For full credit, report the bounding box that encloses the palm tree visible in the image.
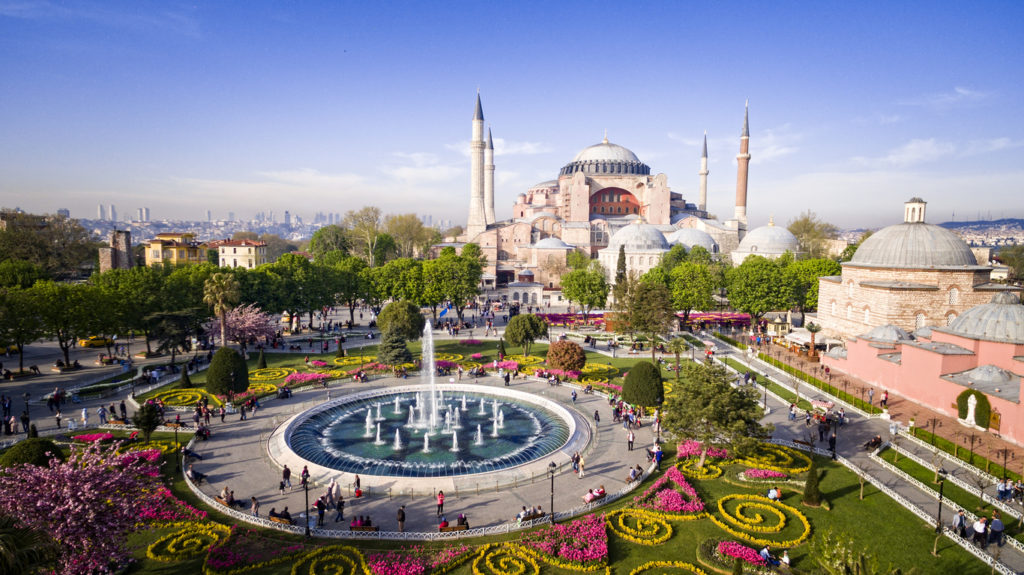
[0,516,58,574]
[666,337,689,382]
[806,322,822,358]
[203,272,241,348]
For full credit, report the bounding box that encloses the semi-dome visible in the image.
[607,220,671,252]
[862,324,914,343]
[560,138,651,177]
[731,219,801,264]
[532,237,574,250]
[667,228,719,254]
[946,291,1024,343]
[848,223,978,269]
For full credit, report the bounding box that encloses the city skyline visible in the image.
[1,1,1021,229]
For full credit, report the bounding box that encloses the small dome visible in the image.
[607,220,671,252]
[959,364,1018,386]
[862,324,914,343]
[731,220,801,264]
[849,223,978,269]
[532,237,574,250]
[529,180,559,190]
[947,291,1024,343]
[667,228,719,253]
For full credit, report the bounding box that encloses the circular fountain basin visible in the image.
[268,383,584,492]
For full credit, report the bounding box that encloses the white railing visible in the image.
[897,429,1018,492]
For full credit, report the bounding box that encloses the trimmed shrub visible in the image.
[0,438,64,468]
[622,361,664,407]
[378,331,413,366]
[802,457,823,506]
[205,347,250,397]
[256,349,267,369]
[546,340,586,372]
[132,403,163,443]
[377,301,425,341]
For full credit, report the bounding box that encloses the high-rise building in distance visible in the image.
[98,204,106,221]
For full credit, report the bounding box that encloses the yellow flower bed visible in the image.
[518,366,538,376]
[663,382,674,396]
[248,367,295,382]
[246,382,278,395]
[123,440,179,455]
[460,361,481,370]
[511,544,607,573]
[581,363,618,376]
[432,353,464,362]
[735,444,812,474]
[580,375,610,385]
[473,543,540,575]
[606,509,673,546]
[150,389,222,407]
[147,522,230,562]
[675,459,723,480]
[507,355,544,365]
[290,544,367,575]
[629,561,708,575]
[709,494,812,548]
[333,355,378,366]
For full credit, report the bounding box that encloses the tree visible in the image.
[0,288,46,372]
[560,264,609,323]
[505,314,547,356]
[0,212,94,280]
[670,262,716,328]
[232,232,296,262]
[566,250,591,271]
[546,340,586,372]
[639,266,671,288]
[256,349,267,369]
[727,256,792,324]
[613,245,627,302]
[0,441,171,575]
[666,337,688,382]
[802,456,823,506]
[996,245,1024,280]
[205,347,249,397]
[344,206,385,267]
[0,260,46,289]
[0,438,64,468]
[146,309,200,366]
[28,281,98,366]
[203,272,241,347]
[385,213,432,258]
[377,300,426,341]
[432,246,483,321]
[622,361,664,407]
[91,266,172,354]
[806,322,822,357]
[333,256,368,325]
[372,232,399,265]
[658,244,689,275]
[838,230,872,262]
[660,361,771,468]
[786,258,842,313]
[206,304,276,354]
[628,281,675,362]
[376,258,424,303]
[378,331,414,366]
[788,210,839,259]
[308,225,350,260]
[0,515,59,574]
[131,403,162,443]
[497,337,507,358]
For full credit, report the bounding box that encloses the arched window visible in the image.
[915,314,926,329]
[512,292,520,302]
[946,313,956,326]
[949,288,960,305]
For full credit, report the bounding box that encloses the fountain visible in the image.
[393,396,402,415]
[453,407,461,428]
[422,434,431,453]
[364,409,374,437]
[497,409,505,429]
[374,423,384,445]
[394,429,403,450]
[491,419,498,438]
[407,406,415,427]
[450,431,459,452]
[475,424,483,446]
[461,395,468,411]
[375,403,383,421]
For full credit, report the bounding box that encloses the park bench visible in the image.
[521,512,545,522]
[269,516,294,525]
[439,525,468,532]
[214,497,230,507]
[349,525,379,532]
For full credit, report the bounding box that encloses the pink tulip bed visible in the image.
[676,440,729,460]
[366,544,472,575]
[534,368,582,380]
[459,339,483,345]
[284,372,331,385]
[205,526,309,572]
[519,513,608,566]
[743,468,789,480]
[633,467,705,514]
[309,360,330,367]
[73,433,114,443]
[470,353,483,360]
[716,540,768,567]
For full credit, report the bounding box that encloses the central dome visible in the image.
[849,223,978,269]
[572,140,641,163]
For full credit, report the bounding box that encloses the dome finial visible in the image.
[603,129,608,144]
[768,215,775,226]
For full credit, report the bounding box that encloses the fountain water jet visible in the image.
[422,434,431,453]
[475,424,483,446]
[393,429,403,450]
[364,409,374,437]
[450,431,459,452]
[374,422,384,445]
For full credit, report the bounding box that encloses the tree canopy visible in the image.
[786,258,842,312]
[560,263,609,322]
[727,256,792,322]
[669,262,716,327]
[622,361,664,407]
[504,314,547,356]
[377,300,425,341]
[787,210,839,259]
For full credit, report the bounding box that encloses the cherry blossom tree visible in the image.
[206,303,277,354]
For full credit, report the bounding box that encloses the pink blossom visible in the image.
[73,432,114,443]
[676,439,728,459]
[310,360,329,367]
[717,541,767,566]
[284,372,331,385]
[744,468,789,479]
[633,467,705,514]
[459,339,482,345]
[470,353,483,360]
[520,514,608,564]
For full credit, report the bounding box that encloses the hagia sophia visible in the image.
[454,94,801,303]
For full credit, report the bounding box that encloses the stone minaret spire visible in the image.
[698,131,709,212]
[467,93,487,238]
[734,101,750,224]
[484,128,495,224]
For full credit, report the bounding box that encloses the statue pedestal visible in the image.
[957,418,985,431]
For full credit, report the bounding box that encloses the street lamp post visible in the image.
[304,478,311,537]
[935,469,948,533]
[548,461,557,525]
[174,425,180,471]
[22,392,30,433]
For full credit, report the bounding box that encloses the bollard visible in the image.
[476,483,479,495]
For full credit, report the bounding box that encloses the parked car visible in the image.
[78,336,113,348]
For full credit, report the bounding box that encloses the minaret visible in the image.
[484,128,495,224]
[734,101,750,225]
[698,131,709,212]
[466,93,487,238]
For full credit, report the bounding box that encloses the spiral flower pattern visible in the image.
[290,545,366,575]
[150,389,220,407]
[431,353,464,362]
[709,494,812,547]
[248,367,296,381]
[147,523,229,562]
[606,510,673,546]
[581,363,618,375]
[735,444,812,474]
[507,355,544,365]
[333,355,378,366]
[246,382,278,395]
[472,545,540,575]
[675,459,723,480]
[629,561,708,575]
[580,375,610,384]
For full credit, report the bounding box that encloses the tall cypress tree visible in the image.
[802,456,823,506]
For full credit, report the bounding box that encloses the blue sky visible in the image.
[1,1,1021,229]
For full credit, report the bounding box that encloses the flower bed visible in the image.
[676,459,723,480]
[459,339,483,345]
[205,527,309,574]
[309,360,330,367]
[716,541,767,567]
[249,367,295,382]
[629,561,708,575]
[605,509,673,545]
[518,514,607,567]
[633,467,705,515]
[676,440,729,460]
[146,522,231,562]
[742,468,789,480]
[707,494,811,548]
[74,432,114,443]
[283,372,331,385]
[149,389,223,407]
[470,353,483,360]
[735,444,812,475]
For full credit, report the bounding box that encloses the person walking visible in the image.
[301,465,310,488]
[219,405,226,423]
[593,410,600,423]
[315,497,326,527]
[828,432,837,456]
[81,407,88,427]
[119,400,127,421]
[282,465,292,490]
[627,430,635,451]
[55,410,62,430]
[334,496,345,523]
[952,509,968,538]
[578,456,586,478]
[880,390,888,408]
[97,406,107,425]
[436,490,445,516]
[397,505,406,532]
[868,388,875,406]
[250,496,260,517]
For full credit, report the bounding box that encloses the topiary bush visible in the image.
[132,403,163,443]
[256,349,267,369]
[622,361,664,407]
[378,331,413,366]
[180,368,193,388]
[802,456,823,506]
[956,389,991,429]
[377,301,425,341]
[546,340,586,372]
[205,347,250,397]
[0,438,64,468]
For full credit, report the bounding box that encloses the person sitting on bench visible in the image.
[767,486,780,501]
[186,464,206,485]
[457,513,469,528]
[279,507,293,523]
[181,446,203,461]
[268,507,279,519]
[863,435,882,450]
[438,515,449,529]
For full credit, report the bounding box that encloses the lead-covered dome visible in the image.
[532,237,574,250]
[946,291,1024,343]
[560,138,651,177]
[731,220,801,264]
[607,220,671,252]
[862,324,914,343]
[667,228,719,254]
[849,223,978,269]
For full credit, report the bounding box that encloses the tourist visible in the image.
[767,486,780,501]
[780,550,790,567]
[868,388,875,405]
[280,507,293,524]
[594,410,600,423]
[759,545,780,567]
[282,465,292,490]
[55,410,61,429]
[436,490,445,516]
[627,429,635,451]
[81,407,88,427]
[972,517,988,548]
[989,511,1005,547]
[578,455,586,478]
[457,513,469,528]
[301,465,310,488]
[350,517,360,528]
[268,507,279,519]
[627,466,638,483]
[334,496,345,523]
[583,488,596,503]
[397,505,406,532]
[186,464,206,485]
[438,515,449,529]
[952,510,968,538]
[516,506,528,522]
[315,497,327,527]
[250,496,259,517]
